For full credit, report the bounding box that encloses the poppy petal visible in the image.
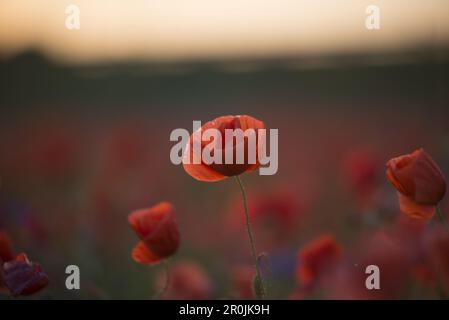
[386,154,415,197]
[128,202,173,237]
[182,138,227,182]
[183,162,228,182]
[413,150,446,204]
[0,232,14,263]
[297,235,342,287]
[145,213,180,258]
[398,193,435,219]
[131,241,161,265]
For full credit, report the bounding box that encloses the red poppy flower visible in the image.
[128,202,180,265]
[0,232,14,290]
[342,149,379,207]
[3,253,49,297]
[226,187,301,249]
[0,232,14,263]
[386,148,446,219]
[425,227,449,292]
[329,231,413,299]
[156,261,211,300]
[296,234,342,287]
[183,115,265,182]
[229,189,299,228]
[231,266,255,299]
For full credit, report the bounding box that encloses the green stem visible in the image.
[436,206,445,224]
[154,260,170,299]
[235,175,266,299]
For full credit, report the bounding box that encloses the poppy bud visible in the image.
[128,202,180,264]
[386,148,446,219]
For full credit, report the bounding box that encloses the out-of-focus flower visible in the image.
[329,231,413,299]
[342,149,380,207]
[0,231,15,290]
[411,264,436,289]
[3,253,49,297]
[19,213,49,246]
[424,227,449,293]
[156,261,212,300]
[229,189,299,230]
[386,148,446,219]
[98,123,152,173]
[296,234,342,288]
[183,115,265,181]
[230,266,255,299]
[226,188,302,248]
[0,231,14,263]
[1,123,81,180]
[128,202,180,265]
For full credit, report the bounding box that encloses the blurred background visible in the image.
[1,0,449,299]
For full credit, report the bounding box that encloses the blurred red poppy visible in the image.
[3,253,49,297]
[183,115,265,182]
[386,148,446,219]
[0,232,15,290]
[156,261,212,299]
[342,149,380,207]
[128,202,180,264]
[231,266,255,299]
[329,231,413,299]
[3,123,81,180]
[296,234,342,287]
[425,227,449,293]
[226,188,302,249]
[229,189,299,229]
[0,232,14,263]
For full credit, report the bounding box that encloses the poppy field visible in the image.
[1,54,448,300]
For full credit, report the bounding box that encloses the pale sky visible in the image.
[0,0,448,63]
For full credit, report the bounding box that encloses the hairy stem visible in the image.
[235,175,266,299]
[154,259,170,299]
